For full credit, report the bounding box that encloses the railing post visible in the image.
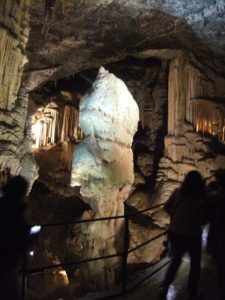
[122,214,129,293]
[21,251,27,300]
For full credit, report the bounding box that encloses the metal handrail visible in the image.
[129,202,166,216]
[28,202,166,228]
[24,231,167,275]
[128,231,166,254]
[26,252,124,274]
[22,201,167,299]
[35,214,125,227]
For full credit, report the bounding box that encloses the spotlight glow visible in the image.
[31,122,42,148]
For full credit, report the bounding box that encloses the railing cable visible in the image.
[21,201,167,299]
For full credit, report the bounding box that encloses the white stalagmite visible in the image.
[79,67,138,147]
[71,66,139,289]
[71,66,139,194]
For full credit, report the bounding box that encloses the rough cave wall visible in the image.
[0,0,37,189]
[26,0,225,91]
[128,60,168,182]
[120,61,169,265]
[156,51,225,203]
[106,58,169,185]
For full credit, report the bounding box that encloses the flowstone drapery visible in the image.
[0,0,38,190]
[156,51,225,204]
[71,67,139,289]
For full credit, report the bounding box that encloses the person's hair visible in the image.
[180,170,205,195]
[3,175,28,201]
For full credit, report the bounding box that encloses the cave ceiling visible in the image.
[25,0,225,104]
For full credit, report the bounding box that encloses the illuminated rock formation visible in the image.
[156,51,225,204]
[0,0,29,110]
[71,66,139,289]
[61,105,80,143]
[31,101,59,148]
[0,1,38,189]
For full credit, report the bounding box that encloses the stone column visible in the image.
[166,51,188,162]
[168,51,188,136]
[71,67,139,290]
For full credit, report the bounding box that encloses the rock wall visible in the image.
[0,0,37,190]
[0,0,29,110]
[124,60,168,151]
[107,58,168,184]
[130,61,168,181]
[156,51,225,203]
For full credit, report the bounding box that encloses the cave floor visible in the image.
[114,253,220,300]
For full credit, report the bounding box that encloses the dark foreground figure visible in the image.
[160,170,206,300]
[0,175,31,300]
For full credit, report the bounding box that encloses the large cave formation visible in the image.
[1,1,225,299]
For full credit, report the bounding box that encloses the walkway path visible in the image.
[116,253,220,300]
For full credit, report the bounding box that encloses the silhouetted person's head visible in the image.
[181,170,205,195]
[3,175,28,203]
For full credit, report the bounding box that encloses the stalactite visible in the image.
[31,101,59,148]
[31,102,82,151]
[0,0,29,110]
[187,99,225,139]
[60,105,81,142]
[0,0,34,186]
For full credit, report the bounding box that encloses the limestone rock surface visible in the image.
[0,1,38,188]
[26,0,225,90]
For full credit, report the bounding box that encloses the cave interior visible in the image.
[1,1,225,299]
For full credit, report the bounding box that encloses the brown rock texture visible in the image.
[25,0,225,90]
[0,0,29,109]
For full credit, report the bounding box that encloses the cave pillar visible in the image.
[168,51,187,136]
[71,67,139,290]
[166,51,188,162]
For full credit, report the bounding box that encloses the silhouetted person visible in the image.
[0,175,30,300]
[160,170,206,300]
